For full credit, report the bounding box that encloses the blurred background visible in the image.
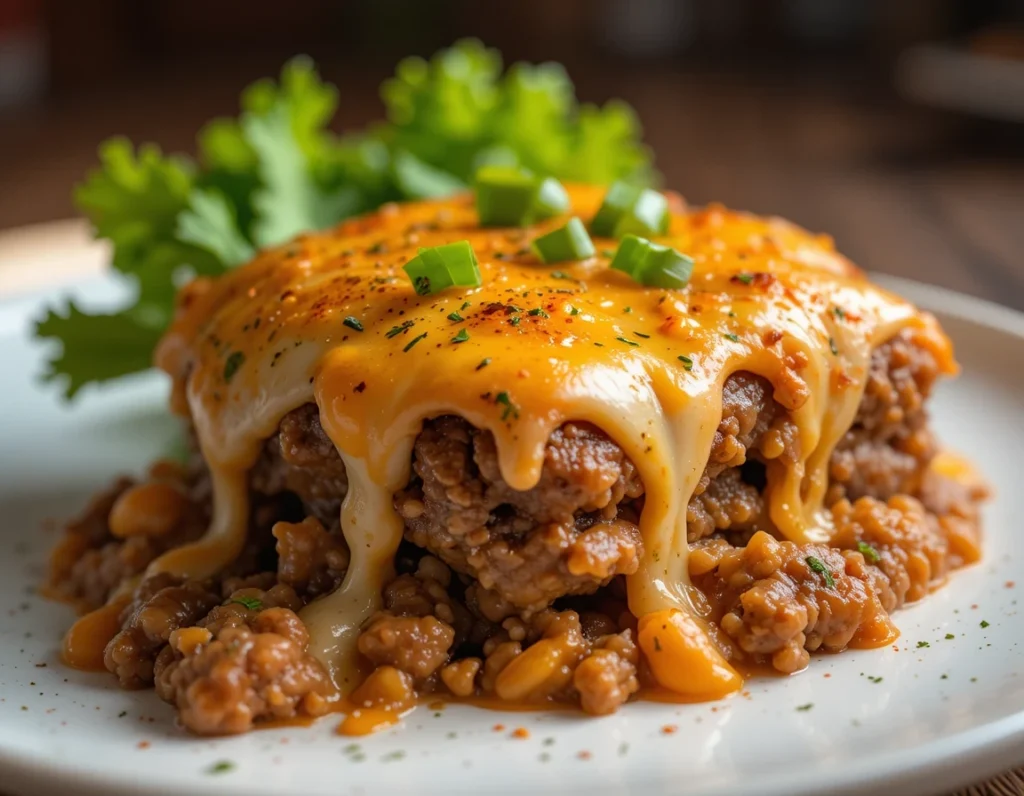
[0,0,1022,306]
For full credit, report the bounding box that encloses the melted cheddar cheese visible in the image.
[150,184,956,696]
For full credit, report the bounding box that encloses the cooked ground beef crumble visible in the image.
[45,328,984,735]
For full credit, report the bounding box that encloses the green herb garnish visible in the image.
[735,272,754,285]
[207,761,235,775]
[229,595,264,611]
[495,391,519,421]
[678,355,694,370]
[945,633,955,639]
[476,358,491,370]
[403,332,427,352]
[343,316,364,332]
[857,541,881,563]
[386,320,414,338]
[447,311,464,322]
[633,331,650,339]
[615,336,639,347]
[981,620,990,628]
[830,337,839,355]
[805,556,836,589]
[834,306,846,320]
[451,328,470,343]
[724,333,740,343]
[223,351,245,382]
[528,308,549,318]
[796,704,813,711]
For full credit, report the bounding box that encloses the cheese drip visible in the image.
[151,186,956,695]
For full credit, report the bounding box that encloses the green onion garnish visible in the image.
[610,235,694,289]
[476,358,491,370]
[460,301,471,310]
[591,181,670,239]
[633,331,650,339]
[475,166,569,227]
[724,333,740,342]
[530,217,595,264]
[833,306,846,320]
[403,241,481,296]
[568,306,580,316]
[229,596,263,611]
[829,337,839,355]
[735,273,754,285]
[451,328,470,343]
[678,355,693,370]
[615,336,639,347]
[528,308,548,318]
[805,556,836,589]
[343,316,364,332]
[447,311,464,322]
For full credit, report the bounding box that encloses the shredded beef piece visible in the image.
[104,574,220,688]
[250,404,348,527]
[155,606,333,735]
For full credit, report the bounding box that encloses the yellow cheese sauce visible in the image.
[149,184,956,698]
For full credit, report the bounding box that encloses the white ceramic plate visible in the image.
[2,272,1024,796]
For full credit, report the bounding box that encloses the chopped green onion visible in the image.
[735,272,754,285]
[550,270,577,281]
[451,328,470,343]
[447,311,464,322]
[678,355,693,371]
[403,241,481,296]
[475,166,569,227]
[528,308,548,318]
[591,181,670,239]
[633,331,650,339]
[829,337,839,355]
[833,306,846,320]
[568,305,580,316]
[510,315,521,326]
[461,301,472,310]
[476,357,491,370]
[724,333,740,342]
[805,556,836,589]
[530,217,595,264]
[343,316,364,332]
[615,336,639,347]
[857,541,880,563]
[610,235,694,289]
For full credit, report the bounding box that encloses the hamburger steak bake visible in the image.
[45,177,986,736]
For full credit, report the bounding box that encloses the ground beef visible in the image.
[250,404,348,528]
[358,614,455,680]
[691,489,967,674]
[46,472,208,611]
[104,574,221,688]
[273,517,349,598]
[154,606,334,735]
[827,330,941,503]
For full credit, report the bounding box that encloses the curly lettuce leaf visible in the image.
[177,188,255,267]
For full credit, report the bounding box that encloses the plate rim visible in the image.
[2,274,1024,796]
